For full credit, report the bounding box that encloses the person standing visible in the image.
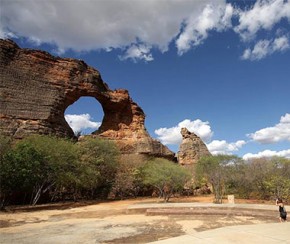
[276,198,287,222]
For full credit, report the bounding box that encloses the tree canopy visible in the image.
[196,155,290,203]
[142,158,191,202]
[1,134,289,208]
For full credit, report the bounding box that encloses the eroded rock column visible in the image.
[177,127,211,165]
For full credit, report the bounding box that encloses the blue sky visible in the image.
[1,0,289,159]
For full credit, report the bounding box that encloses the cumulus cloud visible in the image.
[206,140,246,155]
[65,114,101,134]
[0,0,225,61]
[243,149,290,160]
[119,44,153,62]
[176,3,233,55]
[242,35,290,60]
[154,118,247,155]
[248,113,290,144]
[154,119,213,145]
[1,0,290,61]
[235,0,290,41]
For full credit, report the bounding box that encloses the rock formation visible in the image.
[0,39,174,160]
[177,128,211,165]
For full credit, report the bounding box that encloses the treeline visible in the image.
[1,135,289,209]
[0,135,190,208]
[195,155,290,203]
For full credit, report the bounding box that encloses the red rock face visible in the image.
[0,39,174,160]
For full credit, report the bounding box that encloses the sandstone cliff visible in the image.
[177,128,211,165]
[0,39,174,160]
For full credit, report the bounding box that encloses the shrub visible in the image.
[77,137,119,198]
[110,154,147,199]
[142,158,191,202]
[0,135,80,206]
[195,155,242,204]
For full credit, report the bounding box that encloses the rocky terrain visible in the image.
[0,39,212,163]
[0,39,174,159]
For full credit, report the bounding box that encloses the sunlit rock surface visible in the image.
[0,39,174,160]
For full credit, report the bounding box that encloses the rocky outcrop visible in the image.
[177,128,211,165]
[0,39,174,159]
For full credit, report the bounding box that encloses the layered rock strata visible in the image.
[0,39,174,159]
[177,128,211,165]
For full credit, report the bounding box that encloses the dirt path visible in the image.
[0,196,277,243]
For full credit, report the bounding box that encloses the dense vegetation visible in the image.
[142,158,192,202]
[0,135,119,208]
[195,155,290,203]
[1,134,289,209]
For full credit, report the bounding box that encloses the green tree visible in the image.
[263,157,290,201]
[1,135,125,206]
[0,134,12,208]
[142,158,191,202]
[110,154,147,199]
[21,135,80,204]
[0,134,12,159]
[221,157,250,198]
[246,158,274,199]
[222,157,290,201]
[77,137,119,198]
[1,143,46,207]
[196,155,241,204]
[0,135,80,206]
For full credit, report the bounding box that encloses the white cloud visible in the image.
[154,119,247,156]
[176,3,233,55]
[243,149,290,160]
[206,140,246,155]
[65,114,101,134]
[242,35,290,60]
[248,113,290,144]
[0,0,226,61]
[0,23,16,39]
[154,119,213,145]
[273,35,290,51]
[1,0,289,61]
[119,44,153,62]
[242,39,270,60]
[235,0,290,41]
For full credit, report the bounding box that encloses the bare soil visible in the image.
[0,195,277,243]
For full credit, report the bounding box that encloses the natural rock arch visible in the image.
[65,96,104,135]
[0,39,174,159]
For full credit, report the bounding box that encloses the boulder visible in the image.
[0,39,174,160]
[177,127,211,165]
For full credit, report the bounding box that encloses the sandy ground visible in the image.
[0,196,277,243]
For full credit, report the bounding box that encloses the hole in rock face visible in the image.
[64,97,104,136]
